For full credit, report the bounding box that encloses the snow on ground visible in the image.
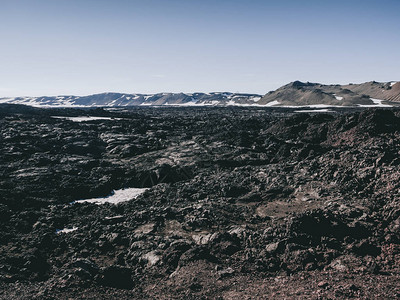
[140,99,266,107]
[164,101,199,106]
[0,98,13,104]
[168,101,222,106]
[0,96,86,108]
[144,95,153,101]
[74,188,148,205]
[391,82,398,87]
[105,215,124,220]
[51,116,121,122]
[56,227,78,234]
[225,100,267,107]
[357,99,392,108]
[0,97,44,107]
[280,101,394,108]
[277,104,337,108]
[222,93,232,98]
[333,94,344,100]
[142,251,161,266]
[108,99,119,106]
[309,104,336,108]
[294,109,333,113]
[265,100,280,107]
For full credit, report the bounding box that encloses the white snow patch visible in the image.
[357,98,392,108]
[74,188,148,205]
[294,109,333,113]
[142,251,161,266]
[105,215,124,220]
[391,81,398,86]
[280,104,339,108]
[222,93,233,98]
[307,104,335,108]
[51,116,120,122]
[225,100,271,107]
[251,96,261,102]
[333,94,343,101]
[265,100,280,107]
[56,227,78,234]
[164,101,199,106]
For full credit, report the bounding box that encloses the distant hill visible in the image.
[1,81,399,107]
[259,81,399,107]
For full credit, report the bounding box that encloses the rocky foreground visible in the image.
[1,105,400,299]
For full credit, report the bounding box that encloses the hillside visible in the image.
[260,81,399,107]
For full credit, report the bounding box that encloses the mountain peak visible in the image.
[287,81,317,88]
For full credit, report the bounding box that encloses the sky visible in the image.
[0,0,399,97]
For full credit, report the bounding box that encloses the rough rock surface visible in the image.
[1,105,400,299]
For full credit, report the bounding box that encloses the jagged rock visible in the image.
[217,267,235,279]
[1,106,400,298]
[266,242,283,254]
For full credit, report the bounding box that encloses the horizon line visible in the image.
[1,79,398,98]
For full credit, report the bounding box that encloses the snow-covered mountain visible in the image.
[0,92,262,107]
[1,81,399,108]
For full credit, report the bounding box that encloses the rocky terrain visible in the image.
[1,81,399,108]
[1,104,400,299]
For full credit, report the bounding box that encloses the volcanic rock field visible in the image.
[1,105,400,299]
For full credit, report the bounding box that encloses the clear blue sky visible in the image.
[0,0,399,97]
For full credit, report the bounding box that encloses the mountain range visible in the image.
[0,81,399,108]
